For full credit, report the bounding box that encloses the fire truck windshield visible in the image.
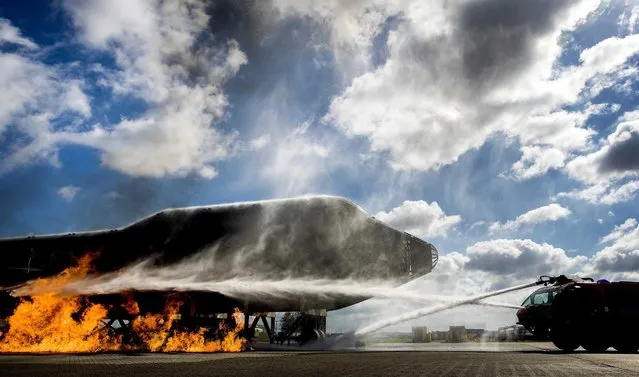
[521,288,558,307]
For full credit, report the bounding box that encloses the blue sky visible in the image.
[1,0,639,331]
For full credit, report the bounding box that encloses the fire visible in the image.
[162,309,245,352]
[0,254,246,353]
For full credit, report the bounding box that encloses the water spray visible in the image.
[354,279,543,336]
[11,273,523,312]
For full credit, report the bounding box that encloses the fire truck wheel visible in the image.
[551,326,579,352]
[552,336,580,352]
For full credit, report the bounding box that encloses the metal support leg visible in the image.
[243,305,253,340]
[261,316,275,344]
[250,315,260,330]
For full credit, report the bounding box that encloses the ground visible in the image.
[2,342,639,376]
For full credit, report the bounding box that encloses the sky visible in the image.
[1,0,639,333]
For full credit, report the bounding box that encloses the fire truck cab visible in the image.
[516,284,559,339]
[516,275,639,353]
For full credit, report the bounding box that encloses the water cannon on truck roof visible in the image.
[517,274,639,353]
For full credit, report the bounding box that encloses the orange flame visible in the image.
[0,254,246,353]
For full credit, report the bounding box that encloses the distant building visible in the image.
[466,328,485,341]
[431,331,448,341]
[449,326,467,343]
[412,326,431,343]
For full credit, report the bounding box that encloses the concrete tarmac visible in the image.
[3,342,639,376]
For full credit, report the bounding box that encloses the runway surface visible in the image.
[3,342,639,376]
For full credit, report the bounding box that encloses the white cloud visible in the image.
[1,1,247,180]
[505,146,566,180]
[59,0,247,179]
[374,200,462,239]
[273,0,639,206]
[466,239,587,278]
[0,20,73,171]
[590,218,639,274]
[469,221,487,231]
[600,180,639,204]
[619,4,639,34]
[565,109,639,184]
[558,180,639,206]
[318,0,639,177]
[0,18,38,49]
[600,218,638,244]
[57,185,81,201]
[0,53,92,171]
[0,54,51,136]
[489,203,572,233]
[248,135,271,151]
[558,109,639,204]
[63,80,92,118]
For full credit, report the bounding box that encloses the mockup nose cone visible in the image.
[404,233,438,278]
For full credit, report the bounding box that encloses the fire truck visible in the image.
[516,275,639,352]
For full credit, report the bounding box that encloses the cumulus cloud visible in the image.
[60,0,246,179]
[315,0,639,178]
[600,180,639,204]
[272,0,639,209]
[466,239,587,278]
[0,51,93,170]
[556,180,639,205]
[489,203,572,233]
[1,1,247,179]
[374,200,462,238]
[566,110,639,183]
[590,218,639,273]
[600,218,638,244]
[57,185,81,201]
[559,110,639,204]
[505,146,566,181]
